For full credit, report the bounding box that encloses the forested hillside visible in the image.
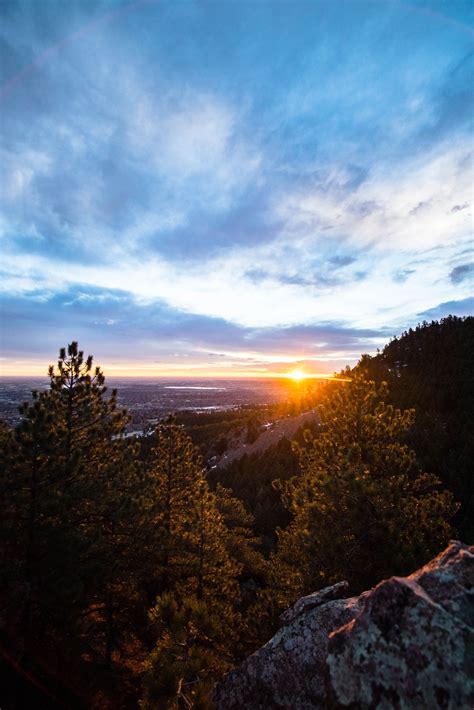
[0,318,471,708]
[355,315,474,539]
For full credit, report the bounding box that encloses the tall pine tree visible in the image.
[0,343,144,686]
[141,420,251,708]
[273,372,457,600]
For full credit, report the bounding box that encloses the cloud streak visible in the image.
[0,284,388,375]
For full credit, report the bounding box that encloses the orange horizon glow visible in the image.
[0,361,343,380]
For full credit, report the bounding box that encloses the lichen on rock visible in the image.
[214,541,474,710]
[326,540,474,709]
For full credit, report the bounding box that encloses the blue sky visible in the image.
[1,0,473,375]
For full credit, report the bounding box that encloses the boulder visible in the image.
[279,581,349,625]
[214,595,363,709]
[214,541,473,709]
[327,540,474,709]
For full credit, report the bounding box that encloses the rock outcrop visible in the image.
[214,541,474,709]
[278,581,349,625]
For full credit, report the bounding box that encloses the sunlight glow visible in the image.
[288,368,307,382]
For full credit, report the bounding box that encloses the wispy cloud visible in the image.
[450,263,474,284]
[276,143,472,252]
[417,297,474,320]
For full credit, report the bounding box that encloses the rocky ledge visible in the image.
[214,541,473,709]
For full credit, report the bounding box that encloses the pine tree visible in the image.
[273,371,457,599]
[142,419,247,613]
[141,422,249,707]
[191,481,242,607]
[141,593,230,709]
[0,343,142,675]
[214,483,267,588]
[142,417,205,599]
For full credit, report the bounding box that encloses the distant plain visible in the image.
[0,377,298,430]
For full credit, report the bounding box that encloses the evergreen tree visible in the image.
[143,417,205,598]
[141,422,250,707]
[190,481,242,609]
[0,343,142,682]
[273,372,457,600]
[214,483,268,591]
[146,420,246,600]
[141,593,230,709]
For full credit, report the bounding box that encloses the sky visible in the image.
[0,0,473,377]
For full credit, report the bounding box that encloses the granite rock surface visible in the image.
[214,541,473,709]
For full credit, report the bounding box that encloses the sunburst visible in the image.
[288,368,306,382]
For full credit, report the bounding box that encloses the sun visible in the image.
[288,368,306,382]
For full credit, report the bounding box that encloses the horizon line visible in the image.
[0,371,341,380]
